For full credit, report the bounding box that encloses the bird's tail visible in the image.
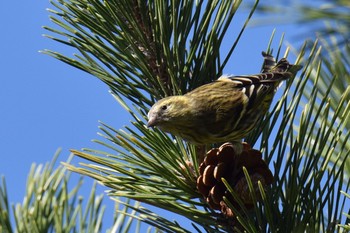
[218,53,302,86]
[255,53,302,90]
[261,51,303,76]
[261,52,277,73]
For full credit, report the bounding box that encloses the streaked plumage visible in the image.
[147,56,301,145]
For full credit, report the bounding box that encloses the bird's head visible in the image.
[147,96,190,131]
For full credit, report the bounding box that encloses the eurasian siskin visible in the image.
[147,55,302,145]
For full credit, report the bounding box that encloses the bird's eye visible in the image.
[161,105,167,111]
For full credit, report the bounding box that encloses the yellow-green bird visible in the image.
[147,56,301,145]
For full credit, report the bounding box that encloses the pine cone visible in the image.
[196,142,273,218]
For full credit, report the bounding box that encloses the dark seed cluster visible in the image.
[196,142,274,218]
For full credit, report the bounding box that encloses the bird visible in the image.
[147,54,302,145]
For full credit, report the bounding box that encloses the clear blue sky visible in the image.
[0,1,309,230]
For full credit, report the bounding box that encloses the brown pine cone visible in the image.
[196,142,273,218]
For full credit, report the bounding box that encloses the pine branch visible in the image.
[0,177,11,233]
[43,0,256,108]
[0,151,154,232]
[252,0,350,46]
[42,0,350,232]
[250,0,350,178]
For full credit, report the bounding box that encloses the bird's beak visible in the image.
[147,114,157,128]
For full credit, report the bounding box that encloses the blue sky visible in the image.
[1,1,126,225]
[0,0,310,230]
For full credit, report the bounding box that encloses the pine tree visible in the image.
[1,0,349,232]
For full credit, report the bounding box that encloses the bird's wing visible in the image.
[184,80,247,136]
[218,72,292,86]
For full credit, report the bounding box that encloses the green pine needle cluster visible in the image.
[0,151,154,233]
[2,0,349,232]
[41,0,349,232]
